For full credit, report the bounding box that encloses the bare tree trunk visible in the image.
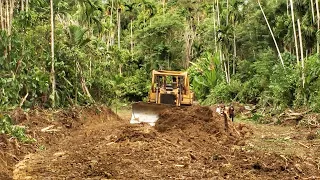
[117,7,122,76]
[217,0,222,65]
[143,5,146,27]
[117,8,120,49]
[226,0,229,26]
[6,0,9,33]
[258,0,284,68]
[7,0,14,53]
[184,20,194,68]
[223,54,229,84]
[316,0,319,54]
[213,1,217,53]
[287,0,289,15]
[290,0,299,64]
[227,53,230,83]
[233,28,236,75]
[162,0,165,14]
[130,19,133,59]
[50,0,56,108]
[21,0,24,11]
[217,0,220,27]
[0,0,3,30]
[185,23,190,69]
[25,0,28,12]
[311,0,315,23]
[9,0,14,35]
[110,0,114,46]
[297,19,305,88]
[110,0,113,24]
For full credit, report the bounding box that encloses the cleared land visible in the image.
[0,105,319,179]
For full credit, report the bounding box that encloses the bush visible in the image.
[188,53,222,101]
[237,77,267,104]
[0,114,34,143]
[202,80,242,105]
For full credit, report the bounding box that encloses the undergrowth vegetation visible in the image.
[0,114,34,142]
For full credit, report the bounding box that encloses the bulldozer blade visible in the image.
[130,102,172,126]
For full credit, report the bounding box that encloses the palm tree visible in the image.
[50,0,56,108]
[228,0,245,74]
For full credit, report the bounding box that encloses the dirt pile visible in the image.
[115,124,157,142]
[4,105,320,179]
[1,105,120,180]
[155,105,252,145]
[155,105,214,132]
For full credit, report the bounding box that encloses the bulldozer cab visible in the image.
[130,70,194,126]
[154,74,183,92]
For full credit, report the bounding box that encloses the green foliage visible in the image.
[250,113,264,123]
[304,55,320,112]
[1,0,320,112]
[0,114,34,143]
[136,12,185,70]
[188,53,222,101]
[237,77,266,104]
[202,80,242,105]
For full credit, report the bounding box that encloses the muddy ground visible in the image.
[1,105,320,179]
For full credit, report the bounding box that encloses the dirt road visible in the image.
[1,106,320,179]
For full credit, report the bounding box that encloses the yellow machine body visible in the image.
[130,70,194,126]
[148,70,194,106]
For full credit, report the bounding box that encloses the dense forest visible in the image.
[0,0,320,112]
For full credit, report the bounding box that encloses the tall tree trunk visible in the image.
[290,0,299,64]
[117,7,122,76]
[213,1,217,53]
[223,54,229,84]
[162,0,165,14]
[5,0,14,55]
[227,53,230,83]
[226,0,229,26]
[6,0,9,34]
[117,8,120,49]
[316,0,319,54]
[311,0,315,23]
[287,0,289,15]
[217,0,221,62]
[184,21,194,68]
[185,23,190,69]
[110,0,114,46]
[233,27,236,75]
[258,0,284,68]
[0,0,3,30]
[25,0,28,12]
[21,0,24,11]
[297,19,305,88]
[217,0,220,26]
[50,0,56,108]
[9,0,14,34]
[130,19,133,59]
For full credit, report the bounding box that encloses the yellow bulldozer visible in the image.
[130,70,194,126]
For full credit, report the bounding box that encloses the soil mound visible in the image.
[9,105,320,179]
[155,105,251,145]
[155,105,213,132]
[1,105,121,180]
[116,124,157,142]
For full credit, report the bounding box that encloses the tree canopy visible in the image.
[0,0,320,111]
